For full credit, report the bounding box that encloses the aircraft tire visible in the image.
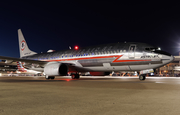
[75,74,80,79]
[50,76,55,79]
[45,75,55,80]
[71,74,76,79]
[139,75,146,80]
[45,75,50,80]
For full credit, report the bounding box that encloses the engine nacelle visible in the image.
[44,63,68,76]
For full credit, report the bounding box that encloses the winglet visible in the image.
[18,29,37,58]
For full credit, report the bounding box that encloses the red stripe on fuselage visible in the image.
[112,56,151,62]
[45,55,151,63]
[47,55,122,62]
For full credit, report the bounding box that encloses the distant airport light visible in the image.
[75,46,79,50]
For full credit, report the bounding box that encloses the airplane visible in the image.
[16,61,42,75]
[0,29,174,80]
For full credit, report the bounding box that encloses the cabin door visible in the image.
[128,45,136,59]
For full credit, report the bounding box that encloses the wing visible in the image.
[0,55,89,72]
[0,55,48,66]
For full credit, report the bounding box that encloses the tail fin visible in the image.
[17,61,27,72]
[18,29,37,57]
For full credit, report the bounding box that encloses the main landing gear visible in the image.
[45,73,80,80]
[45,75,55,79]
[139,74,146,80]
[71,73,80,79]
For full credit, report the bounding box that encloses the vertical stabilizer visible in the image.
[17,61,27,72]
[18,29,37,57]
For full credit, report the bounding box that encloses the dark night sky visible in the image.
[0,1,180,57]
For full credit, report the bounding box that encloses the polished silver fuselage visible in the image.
[22,42,174,72]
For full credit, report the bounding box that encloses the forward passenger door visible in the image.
[128,45,136,59]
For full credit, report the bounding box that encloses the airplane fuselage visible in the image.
[21,42,173,72]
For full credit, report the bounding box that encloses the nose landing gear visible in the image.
[139,74,146,80]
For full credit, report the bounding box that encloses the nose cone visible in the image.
[162,55,174,64]
[170,55,174,62]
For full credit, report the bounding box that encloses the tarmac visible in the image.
[0,76,180,115]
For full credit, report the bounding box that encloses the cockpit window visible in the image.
[145,47,159,51]
[153,50,171,56]
[145,47,171,56]
[145,48,150,51]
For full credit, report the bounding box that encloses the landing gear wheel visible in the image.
[139,75,146,80]
[75,74,80,79]
[71,74,76,79]
[45,75,49,79]
[45,75,55,80]
[71,73,80,79]
[50,76,55,79]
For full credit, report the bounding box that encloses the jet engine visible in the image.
[44,63,68,76]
